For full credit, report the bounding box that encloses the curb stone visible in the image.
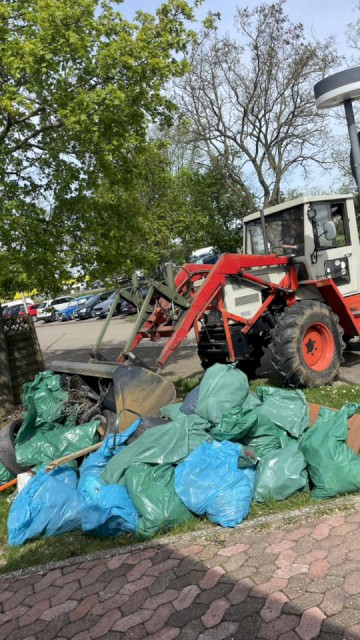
[1,492,360,581]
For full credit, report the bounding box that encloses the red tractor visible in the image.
[109,193,359,388]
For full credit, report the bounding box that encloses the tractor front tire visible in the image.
[268,300,344,387]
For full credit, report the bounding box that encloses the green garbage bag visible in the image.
[160,403,183,420]
[256,387,309,438]
[196,364,249,424]
[101,414,212,485]
[15,420,100,468]
[241,413,287,459]
[125,463,195,538]
[299,403,360,499]
[254,444,308,502]
[242,391,262,410]
[0,463,14,486]
[19,372,68,443]
[211,406,258,442]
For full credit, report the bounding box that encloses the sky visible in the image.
[119,0,360,193]
[120,0,358,53]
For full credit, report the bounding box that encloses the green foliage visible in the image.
[0,0,202,296]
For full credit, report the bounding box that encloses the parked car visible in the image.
[120,300,137,315]
[56,295,93,321]
[73,291,114,320]
[92,292,122,318]
[37,296,76,323]
[18,302,42,321]
[3,304,25,319]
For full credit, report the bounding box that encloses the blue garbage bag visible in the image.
[8,467,80,546]
[78,428,139,536]
[174,441,256,527]
[181,385,200,415]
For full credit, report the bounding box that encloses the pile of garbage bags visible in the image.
[6,364,360,546]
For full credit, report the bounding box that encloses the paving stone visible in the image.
[6,619,48,640]
[321,608,360,631]
[199,566,226,590]
[40,600,78,621]
[34,570,62,593]
[260,591,288,622]
[143,589,179,610]
[127,559,153,582]
[198,621,239,639]
[1,585,34,612]
[90,608,123,639]
[0,604,28,624]
[146,626,180,640]
[113,609,153,632]
[120,588,152,617]
[308,560,331,581]
[311,524,331,541]
[274,564,309,579]
[177,618,204,640]
[266,540,296,554]
[97,575,127,599]
[252,563,282,585]
[92,593,129,615]
[325,515,345,527]
[168,603,208,627]
[251,578,288,597]
[258,613,300,639]
[106,553,130,570]
[320,587,348,616]
[0,619,19,640]
[344,625,360,639]
[227,577,254,605]
[173,585,201,611]
[220,564,255,583]
[144,603,175,634]
[147,569,177,596]
[23,586,60,607]
[232,613,263,638]
[175,556,200,577]
[220,553,248,572]
[283,591,323,614]
[18,600,50,627]
[306,576,344,593]
[125,548,159,565]
[147,559,180,577]
[275,550,297,569]
[177,544,204,557]
[68,594,99,622]
[197,545,222,562]
[120,575,155,595]
[171,570,205,591]
[195,581,232,605]
[201,597,230,629]
[283,528,311,542]
[50,581,80,606]
[344,572,360,595]
[57,615,98,639]
[53,570,87,587]
[295,607,326,640]
[218,542,250,556]
[223,596,264,622]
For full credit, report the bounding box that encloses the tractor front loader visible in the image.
[110,193,360,389]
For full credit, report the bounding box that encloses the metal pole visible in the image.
[21,292,28,314]
[91,292,120,359]
[344,99,360,192]
[260,209,269,255]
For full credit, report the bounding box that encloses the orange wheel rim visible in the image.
[301,323,335,372]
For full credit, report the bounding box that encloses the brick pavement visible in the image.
[2,510,360,639]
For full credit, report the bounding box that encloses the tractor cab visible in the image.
[243,194,360,297]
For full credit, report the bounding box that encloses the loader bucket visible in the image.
[51,360,176,430]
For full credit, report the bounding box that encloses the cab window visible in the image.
[312,202,350,249]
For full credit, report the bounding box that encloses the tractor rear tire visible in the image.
[268,300,344,387]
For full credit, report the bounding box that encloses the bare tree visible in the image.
[174,1,340,207]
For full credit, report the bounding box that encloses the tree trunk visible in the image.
[0,309,14,417]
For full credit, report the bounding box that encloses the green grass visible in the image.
[0,379,360,575]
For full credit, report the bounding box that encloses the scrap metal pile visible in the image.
[2,364,360,546]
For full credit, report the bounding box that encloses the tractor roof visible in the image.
[243,193,353,223]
